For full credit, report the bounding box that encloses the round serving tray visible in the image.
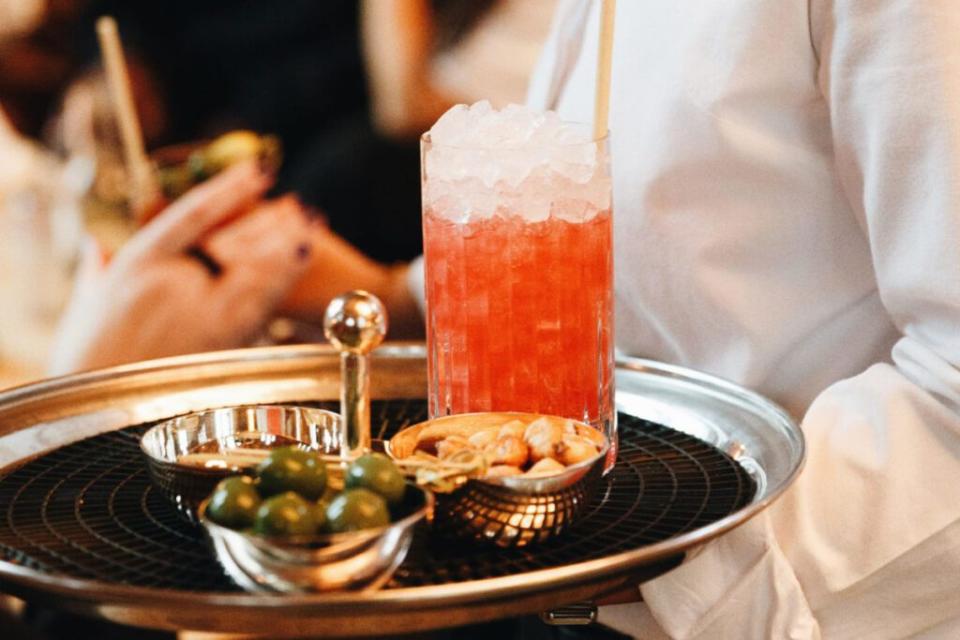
[0,343,803,636]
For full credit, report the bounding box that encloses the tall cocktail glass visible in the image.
[420,105,615,469]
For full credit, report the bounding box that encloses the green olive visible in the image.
[326,488,390,533]
[256,446,327,499]
[253,492,318,536]
[345,453,406,505]
[206,476,261,530]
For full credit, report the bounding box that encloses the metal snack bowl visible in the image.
[140,404,342,522]
[388,412,609,548]
[198,483,433,593]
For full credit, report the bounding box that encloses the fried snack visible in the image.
[415,423,481,453]
[498,420,527,440]
[394,413,605,482]
[485,435,529,467]
[436,435,471,460]
[525,458,566,477]
[577,426,607,448]
[467,427,499,449]
[523,417,565,463]
[556,434,599,466]
[487,465,523,477]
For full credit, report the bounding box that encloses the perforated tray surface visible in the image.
[0,400,754,591]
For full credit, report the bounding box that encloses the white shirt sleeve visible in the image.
[634,1,960,638]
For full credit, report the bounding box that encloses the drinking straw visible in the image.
[592,0,617,140]
[96,16,159,220]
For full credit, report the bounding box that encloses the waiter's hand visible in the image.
[49,161,315,375]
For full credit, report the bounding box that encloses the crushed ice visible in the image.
[424,102,611,222]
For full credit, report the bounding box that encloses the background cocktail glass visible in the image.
[420,126,616,469]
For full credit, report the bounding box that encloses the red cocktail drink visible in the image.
[423,210,613,419]
[421,103,615,467]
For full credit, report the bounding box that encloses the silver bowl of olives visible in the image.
[388,412,609,548]
[198,448,433,593]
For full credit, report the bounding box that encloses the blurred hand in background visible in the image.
[48,161,315,374]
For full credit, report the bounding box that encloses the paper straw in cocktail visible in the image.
[593,0,617,140]
[96,16,160,221]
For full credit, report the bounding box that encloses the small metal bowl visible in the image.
[140,405,341,522]
[199,484,433,593]
[388,412,609,548]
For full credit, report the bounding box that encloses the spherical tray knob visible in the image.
[323,290,388,355]
[323,290,388,460]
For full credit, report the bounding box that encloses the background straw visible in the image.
[96,16,158,219]
[593,0,616,140]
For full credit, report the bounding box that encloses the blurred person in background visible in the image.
[48,161,317,375]
[56,0,555,262]
[0,1,322,379]
[48,0,558,374]
[63,0,416,258]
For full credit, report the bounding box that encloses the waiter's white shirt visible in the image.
[523,0,960,638]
